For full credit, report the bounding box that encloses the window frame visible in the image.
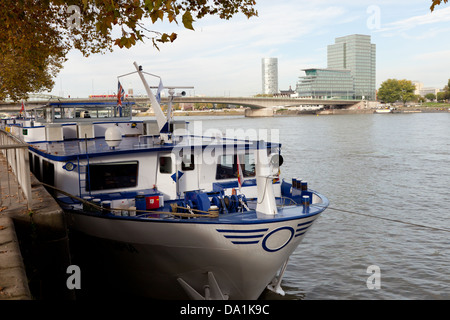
[215,153,256,180]
[159,156,173,174]
[87,161,139,191]
[181,154,195,171]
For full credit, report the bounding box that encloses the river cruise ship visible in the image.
[1,63,329,299]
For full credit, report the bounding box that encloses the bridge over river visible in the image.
[0,95,362,117]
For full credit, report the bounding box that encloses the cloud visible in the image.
[50,1,351,97]
[377,46,450,88]
[47,1,449,98]
[413,49,450,61]
[377,6,450,34]
[149,2,351,95]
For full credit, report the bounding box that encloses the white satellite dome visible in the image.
[105,126,123,148]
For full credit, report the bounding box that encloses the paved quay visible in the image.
[0,154,71,300]
[0,215,30,299]
[0,154,32,299]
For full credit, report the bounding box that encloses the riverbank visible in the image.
[394,106,450,113]
[136,109,246,117]
[136,106,450,117]
[315,107,450,115]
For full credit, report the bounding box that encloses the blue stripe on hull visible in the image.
[217,228,268,245]
[215,216,318,248]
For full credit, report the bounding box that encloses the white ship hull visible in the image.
[67,196,326,300]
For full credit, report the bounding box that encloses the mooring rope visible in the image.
[312,204,450,233]
[36,182,450,232]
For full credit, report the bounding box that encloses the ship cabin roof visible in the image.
[28,134,281,162]
[6,102,281,162]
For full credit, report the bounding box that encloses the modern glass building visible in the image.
[327,34,376,100]
[296,68,355,99]
[296,34,376,100]
[261,58,278,95]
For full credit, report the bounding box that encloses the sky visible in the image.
[48,0,450,98]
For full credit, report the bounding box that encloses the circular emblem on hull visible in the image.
[262,226,294,252]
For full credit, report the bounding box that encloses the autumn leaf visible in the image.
[158,33,169,43]
[169,32,177,42]
[430,0,448,11]
[168,11,177,23]
[182,10,195,30]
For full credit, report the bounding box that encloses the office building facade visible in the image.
[296,68,355,99]
[296,34,376,100]
[327,34,376,100]
[261,58,278,95]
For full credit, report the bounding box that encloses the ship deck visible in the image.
[65,194,328,225]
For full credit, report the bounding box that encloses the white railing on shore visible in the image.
[0,129,32,209]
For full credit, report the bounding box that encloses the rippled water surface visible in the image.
[178,112,450,300]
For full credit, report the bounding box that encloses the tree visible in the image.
[415,95,425,103]
[0,1,68,101]
[397,79,416,105]
[0,0,258,101]
[425,93,436,101]
[377,79,415,105]
[444,79,450,100]
[430,0,449,11]
[437,91,446,102]
[377,79,400,103]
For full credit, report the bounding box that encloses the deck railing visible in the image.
[0,128,32,209]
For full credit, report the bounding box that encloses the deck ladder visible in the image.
[77,154,91,198]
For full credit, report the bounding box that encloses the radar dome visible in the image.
[105,126,122,148]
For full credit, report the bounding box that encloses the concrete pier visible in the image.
[0,153,72,300]
[245,107,274,117]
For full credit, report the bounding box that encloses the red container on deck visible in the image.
[146,196,160,209]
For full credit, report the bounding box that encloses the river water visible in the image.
[174,112,450,300]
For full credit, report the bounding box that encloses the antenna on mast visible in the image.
[118,62,193,143]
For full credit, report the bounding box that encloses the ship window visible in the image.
[88,161,138,191]
[243,153,256,177]
[215,154,256,180]
[181,154,195,171]
[159,156,172,174]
